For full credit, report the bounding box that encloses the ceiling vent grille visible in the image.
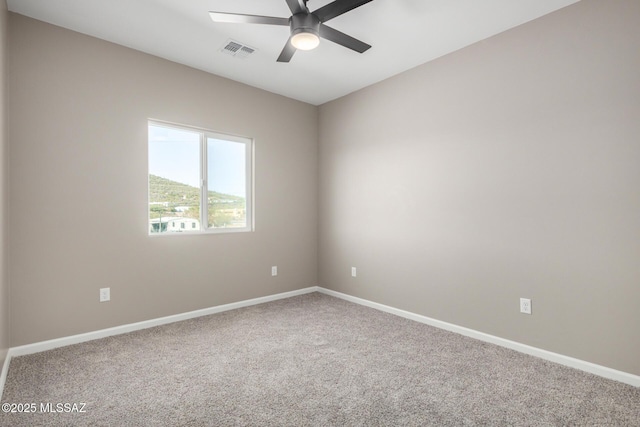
[220,39,257,59]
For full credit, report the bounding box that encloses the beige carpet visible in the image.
[1,292,638,426]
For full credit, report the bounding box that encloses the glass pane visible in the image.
[148,124,201,233]
[207,138,247,229]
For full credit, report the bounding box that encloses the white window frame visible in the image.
[148,120,254,236]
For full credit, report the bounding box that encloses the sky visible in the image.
[148,124,247,197]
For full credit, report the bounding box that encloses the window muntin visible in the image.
[148,121,252,235]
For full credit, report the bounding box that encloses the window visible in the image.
[148,121,253,235]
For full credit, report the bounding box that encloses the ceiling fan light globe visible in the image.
[291,31,320,50]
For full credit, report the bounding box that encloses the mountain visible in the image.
[148,174,244,206]
[148,174,246,228]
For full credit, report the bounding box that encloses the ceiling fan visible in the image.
[209,0,374,62]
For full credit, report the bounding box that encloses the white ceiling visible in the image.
[7,0,580,105]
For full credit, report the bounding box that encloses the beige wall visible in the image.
[0,1,8,369]
[319,0,640,376]
[8,14,318,346]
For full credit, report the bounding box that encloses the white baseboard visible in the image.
[316,287,640,388]
[0,349,9,400]
[9,287,319,359]
[1,286,319,399]
[1,284,637,400]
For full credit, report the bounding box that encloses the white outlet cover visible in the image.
[100,287,110,302]
[351,267,357,277]
[271,266,277,276]
[520,298,532,314]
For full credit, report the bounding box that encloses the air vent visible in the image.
[220,39,257,59]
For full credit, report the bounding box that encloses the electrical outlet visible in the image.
[351,267,357,278]
[100,287,110,303]
[520,298,531,314]
[271,266,278,276]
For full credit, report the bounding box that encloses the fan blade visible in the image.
[209,12,289,26]
[313,0,373,23]
[277,38,297,62]
[319,24,371,53]
[285,0,308,15]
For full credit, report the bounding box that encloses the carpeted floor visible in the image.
[1,292,638,426]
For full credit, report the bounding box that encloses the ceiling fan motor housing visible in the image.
[290,13,320,38]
